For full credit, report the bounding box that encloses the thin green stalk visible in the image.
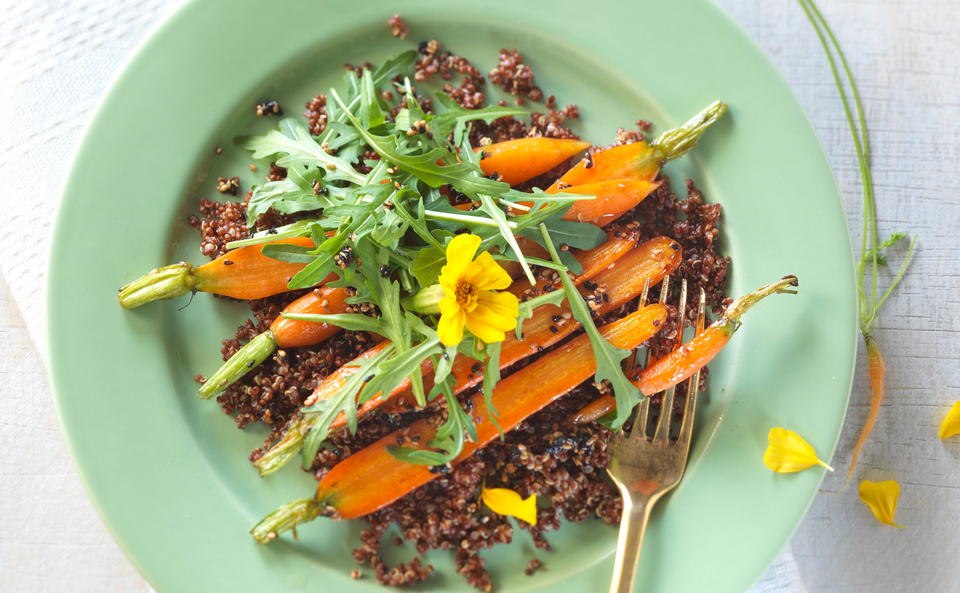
[798,0,917,480]
[423,209,516,229]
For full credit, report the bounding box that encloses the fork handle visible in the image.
[609,495,654,593]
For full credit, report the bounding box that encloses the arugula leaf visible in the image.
[430,94,527,147]
[527,219,606,250]
[410,246,446,287]
[259,243,319,264]
[237,118,365,185]
[245,179,327,226]
[482,341,504,436]
[330,89,510,197]
[387,377,474,466]
[282,312,385,334]
[299,344,395,465]
[476,193,536,284]
[538,223,640,429]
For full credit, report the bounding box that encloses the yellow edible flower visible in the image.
[481,486,537,525]
[938,401,960,439]
[858,480,906,527]
[436,234,519,347]
[763,427,834,473]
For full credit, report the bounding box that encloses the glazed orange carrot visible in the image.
[252,236,681,476]
[197,285,353,399]
[560,179,660,226]
[118,237,319,308]
[269,287,352,348]
[478,138,590,186]
[847,336,884,481]
[250,305,668,535]
[569,275,799,425]
[540,101,726,225]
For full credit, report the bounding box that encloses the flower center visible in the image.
[455,279,478,308]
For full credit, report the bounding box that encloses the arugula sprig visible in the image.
[233,54,622,467]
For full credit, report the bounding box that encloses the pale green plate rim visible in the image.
[48,1,857,592]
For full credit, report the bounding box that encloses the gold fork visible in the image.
[606,276,706,593]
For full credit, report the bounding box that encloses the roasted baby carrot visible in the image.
[253,236,681,476]
[478,138,590,186]
[118,237,318,309]
[197,285,352,399]
[569,275,799,425]
[544,101,726,225]
[251,305,668,536]
[560,179,660,226]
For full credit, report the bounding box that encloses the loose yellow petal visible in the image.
[763,427,834,473]
[481,486,537,525]
[938,402,960,439]
[858,480,906,527]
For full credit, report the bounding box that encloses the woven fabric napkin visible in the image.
[0,1,806,591]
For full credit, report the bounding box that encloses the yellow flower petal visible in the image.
[464,291,519,343]
[858,480,906,527]
[464,251,512,291]
[938,401,960,439]
[763,427,834,473]
[481,486,537,525]
[439,234,481,292]
[437,300,466,346]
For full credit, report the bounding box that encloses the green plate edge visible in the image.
[47,0,858,592]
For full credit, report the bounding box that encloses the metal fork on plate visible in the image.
[606,276,706,593]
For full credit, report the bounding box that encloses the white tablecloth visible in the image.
[1,1,957,592]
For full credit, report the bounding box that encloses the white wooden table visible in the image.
[1,1,957,591]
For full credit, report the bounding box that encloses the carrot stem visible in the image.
[251,498,323,543]
[117,263,196,309]
[198,331,277,400]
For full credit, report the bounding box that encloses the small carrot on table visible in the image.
[251,304,668,537]
[478,138,590,186]
[252,235,682,476]
[549,101,727,225]
[197,285,352,399]
[569,275,799,426]
[117,237,318,309]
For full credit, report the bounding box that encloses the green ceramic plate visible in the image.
[48,0,857,591]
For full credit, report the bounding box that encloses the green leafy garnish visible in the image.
[538,223,640,429]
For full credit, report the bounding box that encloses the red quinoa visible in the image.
[386,14,409,39]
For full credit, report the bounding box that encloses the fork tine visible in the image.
[653,279,687,443]
[677,288,707,446]
[627,277,654,373]
[632,395,652,439]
